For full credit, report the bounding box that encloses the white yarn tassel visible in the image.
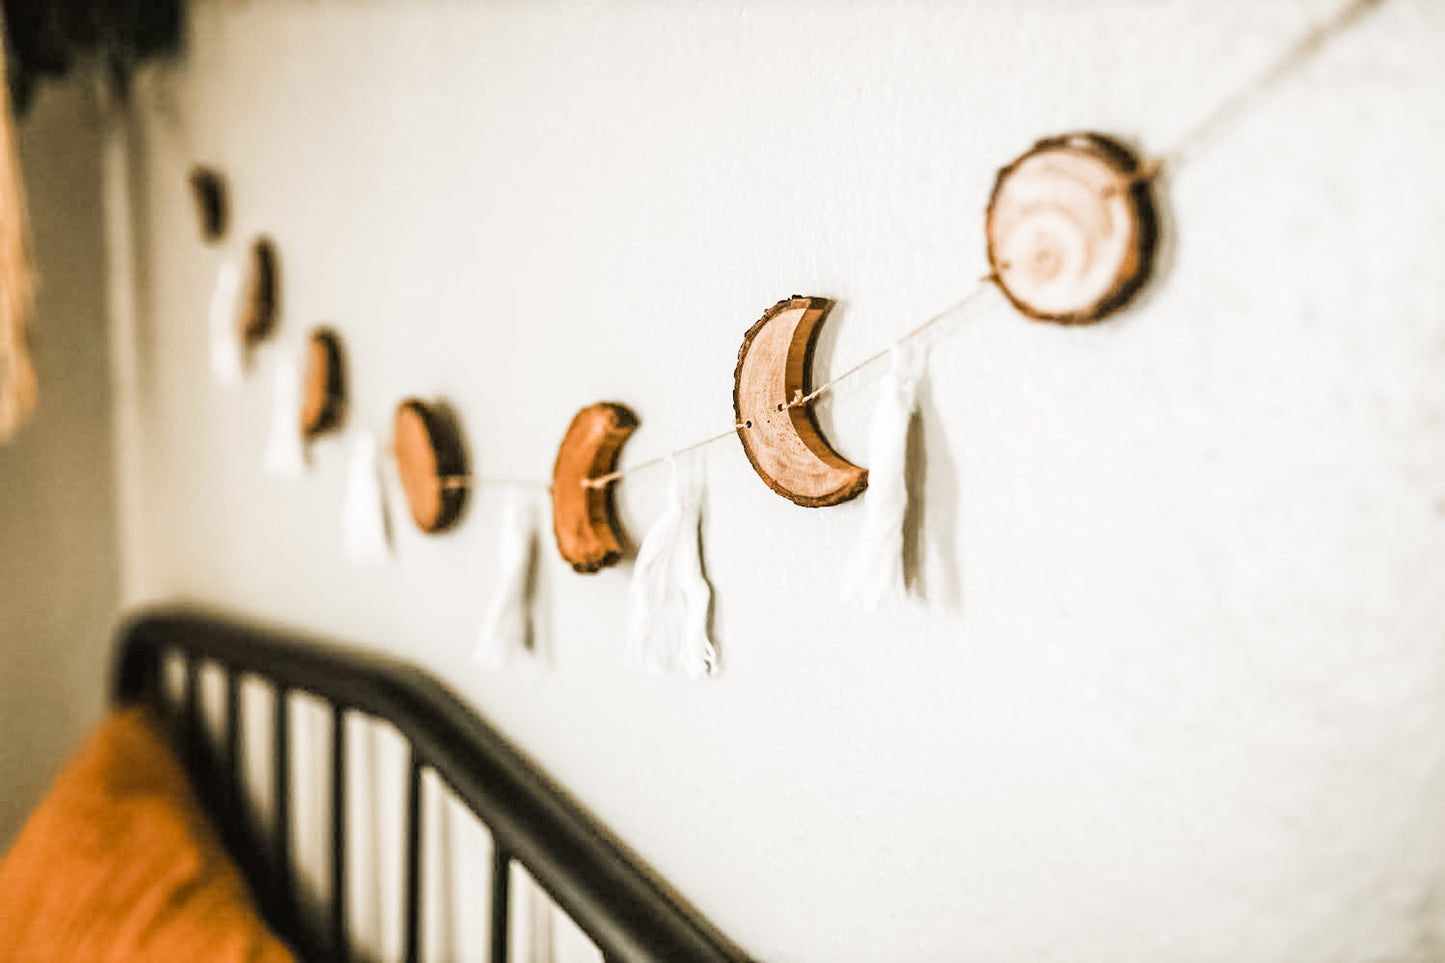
[263,352,306,478]
[474,489,538,668]
[207,257,244,388]
[847,343,925,611]
[626,459,717,679]
[342,431,391,564]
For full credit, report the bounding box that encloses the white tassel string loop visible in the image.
[475,488,539,668]
[847,343,925,611]
[263,351,306,478]
[626,458,717,678]
[342,431,392,564]
[207,257,244,388]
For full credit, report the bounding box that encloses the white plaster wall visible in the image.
[105,1,1445,959]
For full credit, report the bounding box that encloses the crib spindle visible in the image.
[273,685,295,929]
[331,703,350,963]
[404,753,424,963]
[490,846,511,963]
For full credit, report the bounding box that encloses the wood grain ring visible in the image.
[551,402,639,573]
[393,399,469,534]
[986,132,1158,324]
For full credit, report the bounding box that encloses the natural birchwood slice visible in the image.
[986,132,1158,324]
[300,328,346,439]
[237,237,279,345]
[188,166,228,243]
[393,399,469,534]
[551,402,638,573]
[732,296,867,508]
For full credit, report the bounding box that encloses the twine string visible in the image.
[581,280,998,490]
[1137,0,1383,185]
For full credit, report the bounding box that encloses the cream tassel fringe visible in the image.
[207,257,244,388]
[0,28,37,443]
[263,351,306,478]
[626,459,717,679]
[474,489,538,668]
[847,343,925,612]
[342,431,391,564]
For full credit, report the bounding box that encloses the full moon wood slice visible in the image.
[393,399,468,534]
[733,296,867,508]
[986,132,1157,324]
[188,166,228,243]
[551,402,638,573]
[300,328,346,439]
[238,237,279,345]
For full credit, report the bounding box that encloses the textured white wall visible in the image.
[105,1,1445,960]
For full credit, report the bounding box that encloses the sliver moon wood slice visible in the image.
[986,132,1158,324]
[238,237,279,345]
[300,328,345,439]
[551,403,638,573]
[188,166,227,243]
[733,296,867,507]
[393,399,468,534]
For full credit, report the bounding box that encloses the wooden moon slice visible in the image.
[986,132,1158,324]
[188,166,228,242]
[551,402,638,573]
[393,399,468,534]
[238,237,279,345]
[733,296,867,508]
[300,328,346,439]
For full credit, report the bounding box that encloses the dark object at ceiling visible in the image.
[3,0,184,115]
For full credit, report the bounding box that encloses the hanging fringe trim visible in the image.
[263,351,306,478]
[626,458,717,679]
[474,488,538,668]
[847,343,925,612]
[207,257,245,388]
[342,431,391,564]
[0,25,36,443]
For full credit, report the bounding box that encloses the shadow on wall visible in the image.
[0,81,119,847]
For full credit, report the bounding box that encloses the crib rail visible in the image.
[113,608,750,963]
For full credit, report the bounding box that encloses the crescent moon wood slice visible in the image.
[551,402,638,573]
[393,399,468,534]
[238,237,279,345]
[986,132,1158,324]
[733,296,867,508]
[300,328,346,439]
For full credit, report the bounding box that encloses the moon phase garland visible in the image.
[219,0,1386,548]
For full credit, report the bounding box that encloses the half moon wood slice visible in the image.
[986,132,1158,324]
[551,402,639,573]
[733,296,867,507]
[393,398,469,534]
[238,237,279,345]
[188,166,228,243]
[300,328,346,439]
